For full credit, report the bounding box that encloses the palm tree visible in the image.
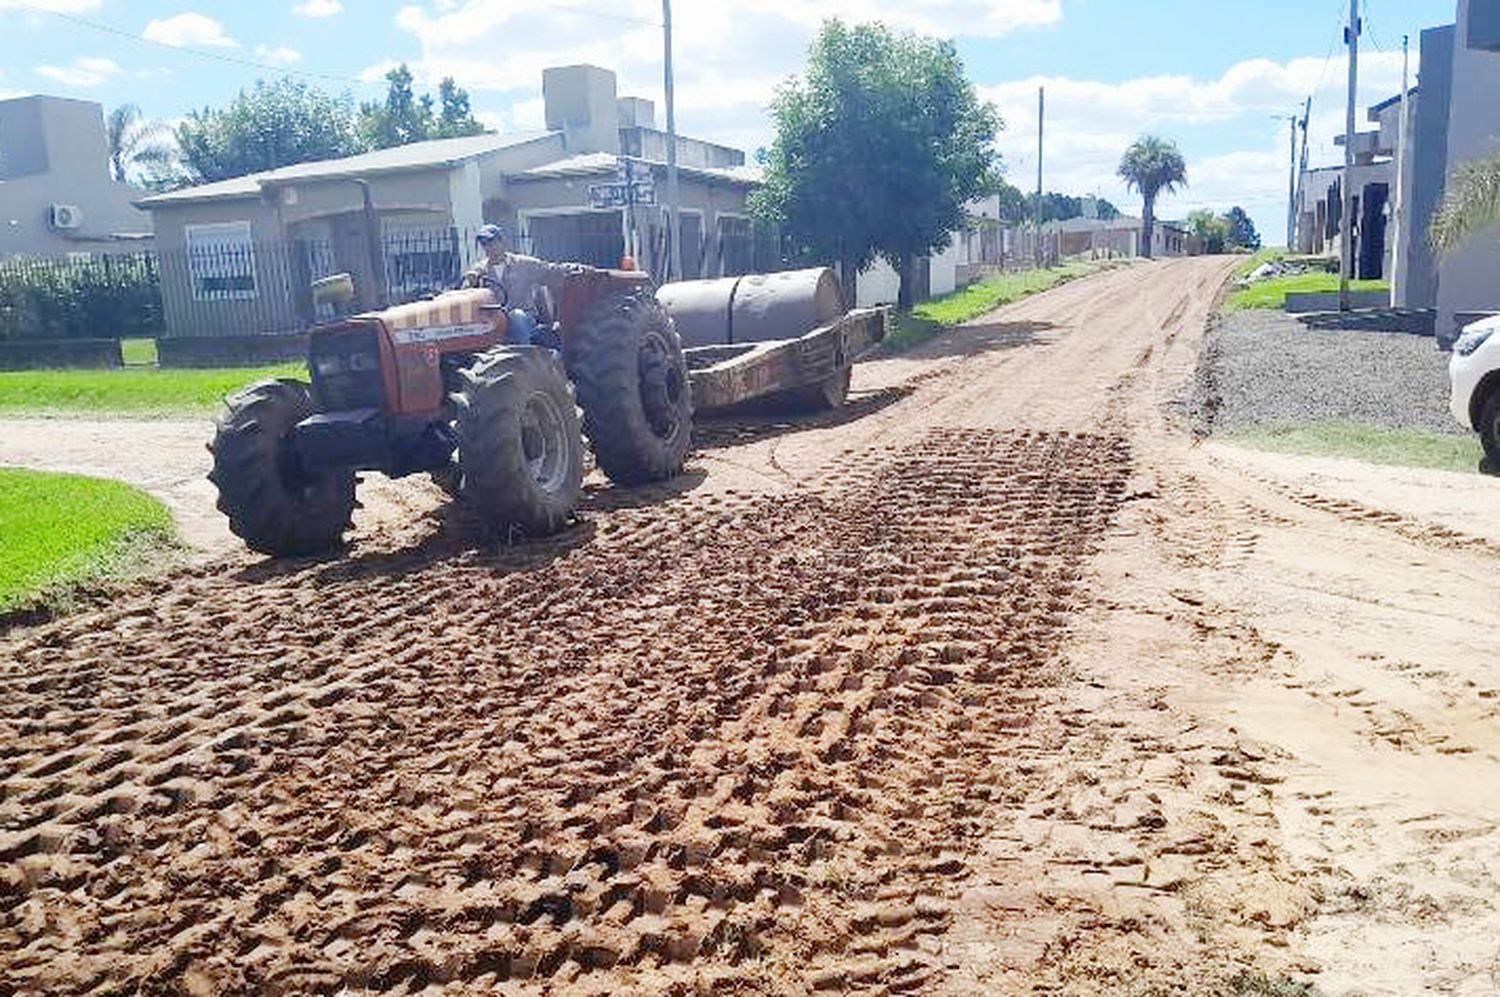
[105,104,174,184]
[1431,149,1500,255]
[1118,136,1188,259]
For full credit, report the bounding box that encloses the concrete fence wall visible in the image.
[0,337,122,370]
[156,334,309,369]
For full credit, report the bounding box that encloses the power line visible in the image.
[6,0,382,87]
[1312,0,1350,96]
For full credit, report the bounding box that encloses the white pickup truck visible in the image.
[1450,313,1500,468]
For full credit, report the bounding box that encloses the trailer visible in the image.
[657,267,887,414]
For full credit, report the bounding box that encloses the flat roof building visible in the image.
[137,65,762,338]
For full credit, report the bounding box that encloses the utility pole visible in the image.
[662,0,682,282]
[1390,34,1410,306]
[1340,0,1360,311]
[1035,86,1044,269]
[1295,97,1311,237]
[1286,113,1299,251]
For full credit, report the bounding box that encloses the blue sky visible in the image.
[0,0,1464,242]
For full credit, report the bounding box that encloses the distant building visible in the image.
[0,95,153,257]
[1045,215,1200,258]
[136,65,759,338]
[1308,0,1500,345]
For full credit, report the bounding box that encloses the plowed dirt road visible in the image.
[5,258,1500,995]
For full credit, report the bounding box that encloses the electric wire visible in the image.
[3,0,663,91]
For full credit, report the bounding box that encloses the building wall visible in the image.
[1437,0,1500,345]
[0,96,151,257]
[503,170,752,278]
[1468,0,1500,49]
[619,128,745,170]
[148,198,296,337]
[1401,25,1456,308]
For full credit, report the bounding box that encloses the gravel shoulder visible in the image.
[1189,308,1462,436]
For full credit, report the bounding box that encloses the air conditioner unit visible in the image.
[48,204,83,230]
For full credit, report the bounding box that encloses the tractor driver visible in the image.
[462,224,563,347]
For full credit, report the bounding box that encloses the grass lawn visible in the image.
[1226,422,1484,474]
[0,468,176,615]
[885,260,1112,352]
[1223,272,1388,312]
[120,337,159,366]
[0,363,304,418]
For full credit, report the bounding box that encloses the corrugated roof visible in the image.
[139,131,554,207]
[1368,86,1418,117]
[515,152,619,179]
[514,153,761,186]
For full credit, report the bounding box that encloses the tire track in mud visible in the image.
[2,428,1132,993]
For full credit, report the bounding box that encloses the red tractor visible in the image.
[208,266,692,556]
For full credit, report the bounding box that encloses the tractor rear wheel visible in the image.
[568,290,693,485]
[453,347,583,537]
[209,379,356,557]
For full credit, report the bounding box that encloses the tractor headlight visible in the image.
[313,353,379,376]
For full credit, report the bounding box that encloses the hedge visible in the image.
[0,254,165,341]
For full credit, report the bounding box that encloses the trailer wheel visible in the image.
[568,290,693,484]
[453,347,583,537]
[781,365,852,412]
[209,378,355,557]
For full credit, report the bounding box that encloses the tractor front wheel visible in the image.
[209,379,356,557]
[453,347,584,537]
[568,290,693,485]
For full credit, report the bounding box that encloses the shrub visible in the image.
[0,253,165,340]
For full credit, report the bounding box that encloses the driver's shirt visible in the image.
[462,252,560,311]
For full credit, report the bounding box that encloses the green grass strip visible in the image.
[885,260,1111,353]
[0,364,304,418]
[1226,422,1483,474]
[1223,272,1388,312]
[0,468,177,614]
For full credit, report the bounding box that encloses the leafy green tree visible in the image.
[359,64,483,149]
[105,104,174,184]
[1223,206,1260,251]
[751,19,1002,308]
[1431,149,1500,254]
[1118,136,1187,259]
[1020,191,1123,225]
[996,181,1028,226]
[436,78,484,138]
[176,79,362,183]
[1185,209,1228,254]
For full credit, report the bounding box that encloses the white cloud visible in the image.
[293,0,342,16]
[142,12,237,48]
[358,59,403,83]
[36,56,123,88]
[388,0,1060,144]
[255,45,302,65]
[0,0,99,10]
[979,50,1413,231]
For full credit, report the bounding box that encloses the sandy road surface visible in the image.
[4,257,1499,994]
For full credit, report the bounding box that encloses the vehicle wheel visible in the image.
[430,462,461,497]
[780,365,851,412]
[567,290,693,484]
[208,378,355,557]
[1480,390,1500,467]
[453,347,583,537]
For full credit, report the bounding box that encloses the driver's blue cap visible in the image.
[476,224,504,244]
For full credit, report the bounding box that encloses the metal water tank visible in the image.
[657,267,846,348]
